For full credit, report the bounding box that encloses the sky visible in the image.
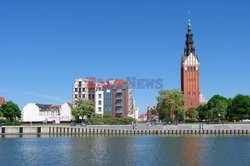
[0,0,250,113]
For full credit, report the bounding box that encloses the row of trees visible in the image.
[196,94,250,122]
[154,89,250,122]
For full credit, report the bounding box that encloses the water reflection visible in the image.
[0,135,249,166]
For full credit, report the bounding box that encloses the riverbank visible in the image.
[1,124,250,135]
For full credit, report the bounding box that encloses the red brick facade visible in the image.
[181,65,200,111]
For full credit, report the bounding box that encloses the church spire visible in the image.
[184,17,195,56]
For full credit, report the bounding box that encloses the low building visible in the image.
[0,97,5,105]
[199,92,207,105]
[146,106,156,121]
[22,102,73,123]
[138,114,147,122]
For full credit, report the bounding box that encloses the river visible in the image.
[0,135,249,166]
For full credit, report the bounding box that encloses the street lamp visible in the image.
[218,113,221,124]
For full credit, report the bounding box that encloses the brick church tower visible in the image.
[181,18,200,111]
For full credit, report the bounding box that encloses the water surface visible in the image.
[0,135,249,166]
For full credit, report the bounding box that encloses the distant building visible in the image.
[0,97,5,105]
[181,18,200,111]
[138,114,147,122]
[199,92,207,105]
[146,106,155,121]
[22,103,73,123]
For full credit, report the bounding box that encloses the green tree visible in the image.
[186,108,198,119]
[207,95,229,122]
[71,99,94,121]
[0,101,21,120]
[196,104,208,120]
[228,94,250,121]
[156,89,184,120]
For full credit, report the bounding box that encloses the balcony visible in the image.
[116,103,122,107]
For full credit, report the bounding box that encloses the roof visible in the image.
[50,105,60,110]
[0,97,5,105]
[139,114,147,119]
[67,102,73,109]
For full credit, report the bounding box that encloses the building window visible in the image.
[75,94,77,98]
[83,88,85,92]
[98,94,102,99]
[89,94,91,99]
[79,94,81,98]
[117,93,122,98]
[82,94,85,98]
[75,88,77,92]
[98,107,101,112]
[98,101,102,105]
[92,94,95,99]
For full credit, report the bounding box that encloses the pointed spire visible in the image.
[184,16,195,56]
[188,17,191,30]
[187,11,191,30]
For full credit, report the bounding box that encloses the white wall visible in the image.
[60,103,73,122]
[22,103,42,122]
[22,103,73,122]
[95,90,104,115]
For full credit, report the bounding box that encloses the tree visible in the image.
[207,95,229,122]
[228,94,250,121]
[156,89,184,120]
[71,99,95,121]
[0,101,21,120]
[196,104,208,120]
[186,108,198,119]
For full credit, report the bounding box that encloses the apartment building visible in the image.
[73,78,138,118]
[73,78,95,104]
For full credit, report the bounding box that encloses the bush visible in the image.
[162,117,174,123]
[184,119,196,123]
[0,119,21,126]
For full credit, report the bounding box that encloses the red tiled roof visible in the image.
[139,114,147,118]
[114,79,126,85]
[0,97,5,105]
[50,105,60,110]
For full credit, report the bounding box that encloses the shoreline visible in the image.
[1,124,250,135]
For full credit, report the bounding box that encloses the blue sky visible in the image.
[0,0,250,113]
